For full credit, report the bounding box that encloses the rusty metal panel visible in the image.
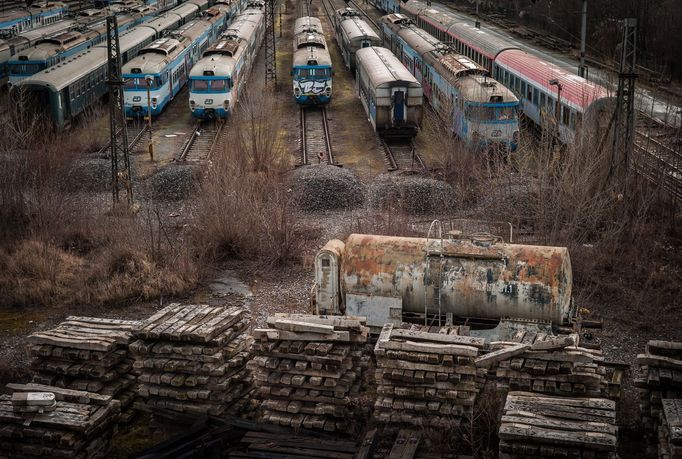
[340,233,573,324]
[346,293,402,329]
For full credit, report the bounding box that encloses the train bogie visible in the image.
[355,46,422,138]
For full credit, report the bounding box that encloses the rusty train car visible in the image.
[314,233,574,329]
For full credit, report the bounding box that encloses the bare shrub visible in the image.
[192,90,307,266]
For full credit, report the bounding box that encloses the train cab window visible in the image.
[211,79,227,91]
[124,78,138,89]
[192,79,209,91]
[497,106,517,121]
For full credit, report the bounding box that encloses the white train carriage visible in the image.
[355,46,422,137]
[292,16,332,105]
[336,15,380,71]
[12,0,207,129]
[123,5,231,116]
[189,3,265,118]
[332,7,359,36]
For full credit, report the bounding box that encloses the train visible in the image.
[355,46,422,138]
[12,0,210,130]
[292,16,332,105]
[333,8,380,71]
[0,2,67,35]
[7,9,150,86]
[381,14,520,151]
[122,3,233,117]
[397,0,614,144]
[314,233,574,329]
[188,1,264,119]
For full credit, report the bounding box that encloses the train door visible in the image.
[392,88,405,124]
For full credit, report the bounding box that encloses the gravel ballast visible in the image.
[290,164,365,211]
[369,173,457,215]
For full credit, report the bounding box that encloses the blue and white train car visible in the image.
[367,0,399,15]
[123,4,232,116]
[0,2,67,35]
[292,16,332,105]
[13,0,207,129]
[8,12,145,86]
[189,2,264,118]
[382,14,519,151]
[0,17,76,83]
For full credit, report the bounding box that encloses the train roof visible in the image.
[144,2,199,31]
[294,31,326,49]
[0,2,65,23]
[294,16,322,35]
[17,26,155,91]
[0,18,75,46]
[340,16,379,41]
[496,49,611,110]
[396,23,443,57]
[356,46,420,89]
[293,43,331,67]
[335,7,361,19]
[190,53,236,77]
[445,21,519,60]
[457,74,518,104]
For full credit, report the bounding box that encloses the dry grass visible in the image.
[191,90,309,266]
[0,95,198,309]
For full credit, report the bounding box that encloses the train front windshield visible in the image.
[9,62,45,75]
[190,78,231,92]
[293,67,331,79]
[124,76,162,90]
[465,103,519,123]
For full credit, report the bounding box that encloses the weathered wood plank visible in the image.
[389,329,485,348]
[379,340,479,357]
[530,336,574,352]
[637,353,682,371]
[475,344,530,368]
[253,329,356,343]
[273,319,335,335]
[6,383,112,405]
[498,424,616,450]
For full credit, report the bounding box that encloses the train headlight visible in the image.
[223,99,229,110]
[294,87,301,96]
[513,131,520,144]
[190,100,196,111]
[151,97,157,108]
[325,86,331,96]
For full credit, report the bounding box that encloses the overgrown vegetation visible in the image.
[0,94,197,308]
[191,90,309,267]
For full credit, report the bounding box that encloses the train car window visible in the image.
[497,106,515,120]
[540,92,545,107]
[521,81,527,97]
[562,105,570,125]
[124,78,137,89]
[533,87,539,105]
[569,110,576,129]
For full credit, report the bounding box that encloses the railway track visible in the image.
[97,124,147,156]
[381,138,425,172]
[633,112,682,199]
[177,120,224,162]
[300,107,334,165]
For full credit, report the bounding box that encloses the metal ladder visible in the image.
[424,220,444,327]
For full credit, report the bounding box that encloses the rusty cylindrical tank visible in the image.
[339,233,573,324]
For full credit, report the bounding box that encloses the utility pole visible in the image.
[106,15,133,208]
[609,18,637,190]
[578,0,588,78]
[264,0,277,88]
